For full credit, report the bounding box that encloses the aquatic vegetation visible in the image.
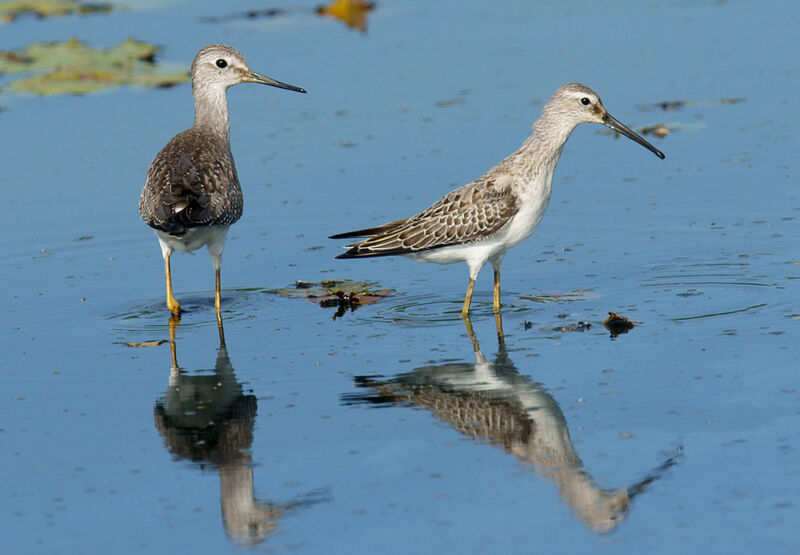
[275,279,391,318]
[0,38,188,95]
[0,0,112,23]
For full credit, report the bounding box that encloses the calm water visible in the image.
[2,0,799,552]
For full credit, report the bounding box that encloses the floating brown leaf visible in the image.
[315,0,375,32]
[603,311,635,338]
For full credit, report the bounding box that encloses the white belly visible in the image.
[406,198,549,268]
[155,225,230,257]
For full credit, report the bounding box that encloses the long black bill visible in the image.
[248,71,307,93]
[603,113,665,159]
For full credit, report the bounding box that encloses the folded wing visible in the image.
[331,178,518,258]
[139,128,243,235]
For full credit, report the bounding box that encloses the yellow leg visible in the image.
[493,267,501,313]
[461,278,476,316]
[165,253,181,315]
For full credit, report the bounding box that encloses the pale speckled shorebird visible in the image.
[140,44,305,320]
[331,83,665,315]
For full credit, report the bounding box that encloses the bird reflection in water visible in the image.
[153,317,295,545]
[344,315,680,533]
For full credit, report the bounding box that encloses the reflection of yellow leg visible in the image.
[493,267,501,313]
[494,312,505,347]
[165,253,181,315]
[217,315,226,349]
[461,278,476,316]
[168,313,180,370]
[214,266,222,326]
[461,314,479,353]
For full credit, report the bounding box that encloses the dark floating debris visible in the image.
[638,124,670,137]
[638,97,745,112]
[310,290,364,319]
[603,311,635,338]
[197,6,294,22]
[547,321,592,333]
[275,280,391,319]
[605,123,673,139]
[123,339,168,348]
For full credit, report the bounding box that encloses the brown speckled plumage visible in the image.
[139,126,242,235]
[139,44,305,316]
[331,177,518,257]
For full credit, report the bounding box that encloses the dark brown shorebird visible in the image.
[139,44,306,321]
[331,83,664,315]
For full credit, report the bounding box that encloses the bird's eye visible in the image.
[216,59,228,69]
[580,97,591,106]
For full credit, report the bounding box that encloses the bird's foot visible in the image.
[167,299,182,315]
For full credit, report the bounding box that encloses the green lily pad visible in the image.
[0,0,112,23]
[0,38,188,95]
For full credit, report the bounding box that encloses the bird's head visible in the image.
[191,44,306,93]
[545,82,664,159]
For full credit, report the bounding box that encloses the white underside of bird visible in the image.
[405,172,555,280]
[155,225,229,267]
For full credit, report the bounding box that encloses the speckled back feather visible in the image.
[333,176,518,258]
[139,127,242,235]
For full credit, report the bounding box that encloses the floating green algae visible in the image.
[0,38,188,95]
[0,0,112,23]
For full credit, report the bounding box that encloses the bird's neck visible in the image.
[499,110,579,204]
[521,110,578,173]
[192,83,230,140]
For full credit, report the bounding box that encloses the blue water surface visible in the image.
[2,0,799,552]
